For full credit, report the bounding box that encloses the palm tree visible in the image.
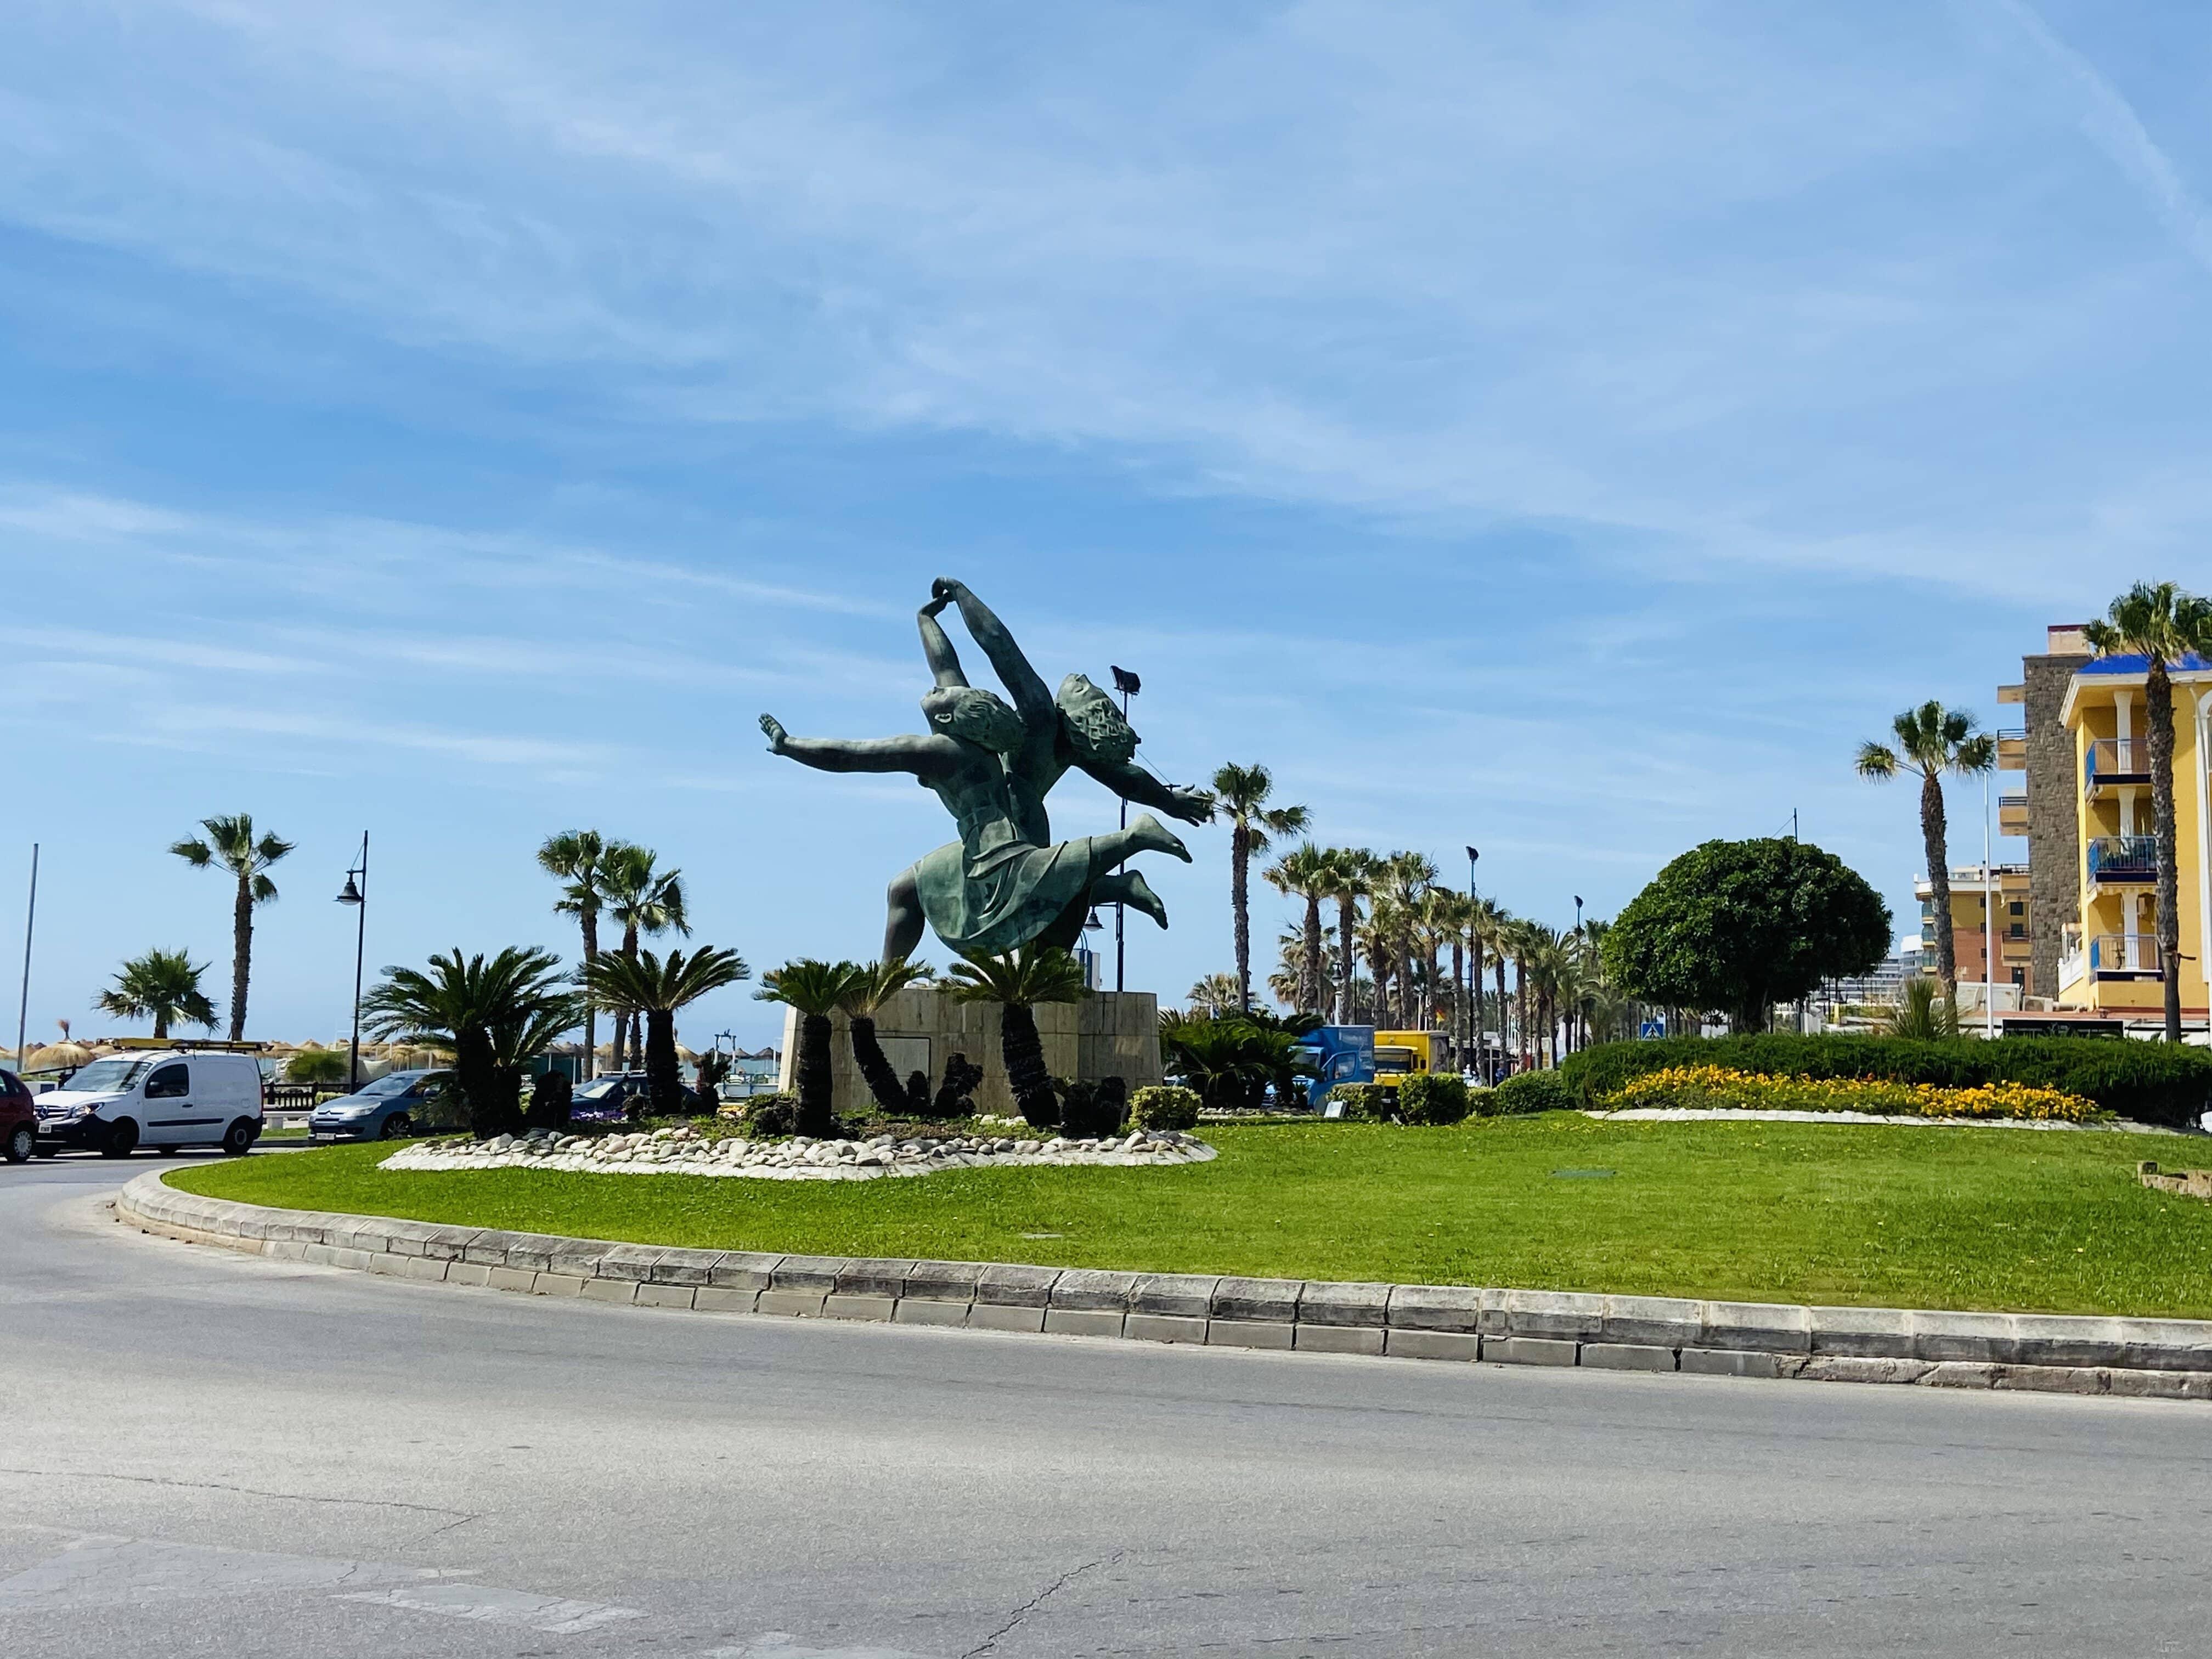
[95,948,218,1039]
[755,960,861,1136]
[945,947,1090,1127]
[1375,851,1437,1028]
[1466,894,1508,1079]
[602,843,690,1072]
[839,958,936,1114]
[1208,763,1311,1012]
[538,830,622,1080]
[168,814,294,1042]
[363,947,579,1138]
[583,945,751,1118]
[1263,843,1335,1018]
[2083,583,2212,1042]
[1856,703,1995,1014]
[1323,848,1376,1025]
[1186,972,1241,1016]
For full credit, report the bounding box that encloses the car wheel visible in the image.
[4,1125,31,1164]
[380,1113,413,1141]
[100,1119,140,1158]
[221,1119,257,1156]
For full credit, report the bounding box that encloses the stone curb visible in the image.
[114,1173,2212,1401]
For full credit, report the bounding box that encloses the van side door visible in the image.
[140,1062,199,1144]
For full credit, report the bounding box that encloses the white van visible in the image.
[32,1051,264,1158]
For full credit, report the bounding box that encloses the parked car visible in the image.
[33,1051,264,1157]
[308,1069,456,1143]
[2,1069,35,1163]
[567,1071,652,1124]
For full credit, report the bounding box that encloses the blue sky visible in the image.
[4,0,2209,1051]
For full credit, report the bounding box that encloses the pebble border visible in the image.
[114,1172,2212,1402]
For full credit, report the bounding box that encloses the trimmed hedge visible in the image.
[1487,1070,1577,1116]
[1130,1085,1201,1131]
[1396,1073,1473,1126]
[1557,1035,2212,1128]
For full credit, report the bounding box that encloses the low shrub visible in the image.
[1058,1076,1128,1138]
[1558,1034,2212,1128]
[524,1071,573,1131]
[1396,1071,1472,1125]
[1488,1070,1577,1116]
[742,1094,796,1137]
[1130,1085,1201,1131]
[1602,1065,2107,1122]
[1328,1082,1395,1121]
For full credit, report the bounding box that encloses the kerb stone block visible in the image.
[1387,1330,1483,1363]
[1207,1319,1296,1351]
[1385,1284,1483,1334]
[1042,1308,1125,1339]
[1295,1325,1385,1356]
[1211,1277,1301,1324]
[1483,1336,1578,1367]
[1297,1280,1391,1328]
[1125,1313,1209,1344]
[1581,1342,1678,1373]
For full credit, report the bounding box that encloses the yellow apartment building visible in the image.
[2053,646,2212,1023]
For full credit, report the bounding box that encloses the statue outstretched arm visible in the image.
[934,578,1052,720]
[917,605,969,691]
[1077,754,1214,825]
[759,715,955,777]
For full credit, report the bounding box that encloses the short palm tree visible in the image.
[1855,703,1995,1014]
[602,843,690,1071]
[945,947,1090,1127]
[583,945,751,1118]
[2083,583,2212,1042]
[1263,843,1335,1018]
[538,830,623,1080]
[1883,975,1960,1041]
[1185,972,1241,1017]
[755,959,862,1136]
[96,948,218,1039]
[1208,763,1310,1012]
[839,957,936,1115]
[363,947,579,1138]
[168,814,294,1042]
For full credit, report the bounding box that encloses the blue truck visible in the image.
[1296,1026,1377,1111]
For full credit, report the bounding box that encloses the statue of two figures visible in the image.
[759,579,1211,963]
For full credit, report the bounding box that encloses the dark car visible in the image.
[1,1069,33,1163]
[566,1072,652,1125]
[307,1070,456,1143]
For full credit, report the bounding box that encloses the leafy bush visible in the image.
[525,1071,573,1130]
[1488,1070,1578,1116]
[285,1046,350,1085]
[1603,1065,2106,1122]
[1396,1071,1472,1125]
[1058,1076,1128,1138]
[1328,1082,1395,1121]
[929,1052,985,1119]
[1558,1035,2212,1127]
[1130,1085,1200,1131]
[742,1094,796,1137]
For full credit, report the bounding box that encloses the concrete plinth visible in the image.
[777,986,1160,1121]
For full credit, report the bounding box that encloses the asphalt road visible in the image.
[5,1156,2211,1658]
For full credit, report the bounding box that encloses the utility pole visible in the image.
[13,844,36,1078]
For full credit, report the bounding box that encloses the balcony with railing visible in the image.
[2084,737,2151,795]
[2087,835,2159,883]
[2059,924,2085,989]
[1996,727,2027,769]
[1997,792,2028,834]
[2089,933,2164,979]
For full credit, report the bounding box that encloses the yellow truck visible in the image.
[1372,1030,1454,1087]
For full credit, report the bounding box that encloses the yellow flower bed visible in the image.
[1601,1065,2108,1123]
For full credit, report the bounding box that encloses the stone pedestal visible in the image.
[776,987,1160,1120]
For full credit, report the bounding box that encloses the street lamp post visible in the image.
[1111,664,1141,994]
[335,832,369,1094]
[1465,846,1482,1083]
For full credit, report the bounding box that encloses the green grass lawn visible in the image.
[167,1115,2212,1317]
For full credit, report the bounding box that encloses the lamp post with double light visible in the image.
[335,833,368,1094]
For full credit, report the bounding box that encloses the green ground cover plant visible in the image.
[1602,1066,2107,1122]
[172,1117,2212,1317]
[1557,1034,2212,1127]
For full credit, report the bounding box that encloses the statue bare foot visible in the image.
[1127,812,1192,862]
[1116,871,1169,928]
[758,714,789,754]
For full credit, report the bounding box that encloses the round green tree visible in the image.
[1601,838,1891,1034]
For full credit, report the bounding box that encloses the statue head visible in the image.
[1056,674,1137,764]
[921,685,1024,753]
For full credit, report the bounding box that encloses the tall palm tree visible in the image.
[1263,843,1335,1018]
[538,830,622,1080]
[1856,703,1995,1014]
[755,960,861,1137]
[168,814,294,1042]
[1486,907,1515,1073]
[583,945,751,1118]
[2084,583,2212,1042]
[363,947,579,1138]
[1466,894,1507,1079]
[1376,851,1437,1028]
[1323,848,1376,1025]
[945,947,1091,1127]
[839,957,936,1114]
[95,948,219,1040]
[602,844,690,1072]
[1209,763,1311,1012]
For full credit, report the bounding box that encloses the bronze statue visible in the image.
[759,579,1207,961]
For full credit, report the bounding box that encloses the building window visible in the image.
[2008,901,2025,916]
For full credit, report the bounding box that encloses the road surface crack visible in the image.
[0,1466,475,1519]
[962,1551,1122,1658]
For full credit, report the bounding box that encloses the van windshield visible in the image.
[63,1059,149,1095]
